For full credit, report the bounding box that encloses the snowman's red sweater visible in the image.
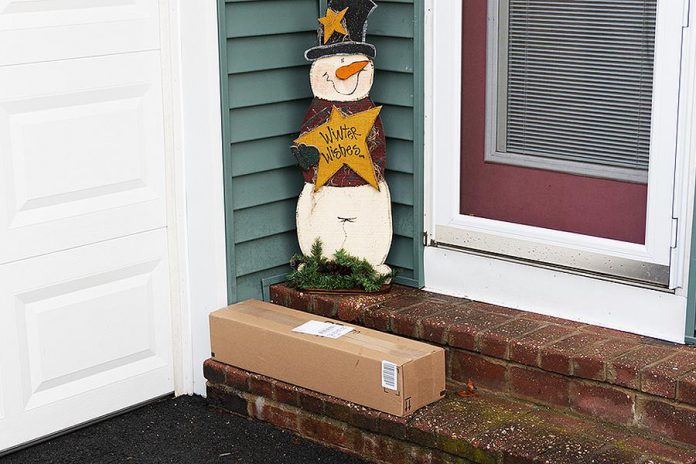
[299,97,387,187]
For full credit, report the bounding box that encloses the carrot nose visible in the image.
[336,60,370,80]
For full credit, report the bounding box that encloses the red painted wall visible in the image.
[459,0,648,244]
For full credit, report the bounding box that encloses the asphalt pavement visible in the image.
[1,395,367,464]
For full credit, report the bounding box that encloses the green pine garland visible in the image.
[288,239,396,292]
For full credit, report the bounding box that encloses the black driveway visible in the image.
[1,395,366,464]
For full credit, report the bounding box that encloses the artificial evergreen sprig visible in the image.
[288,239,396,292]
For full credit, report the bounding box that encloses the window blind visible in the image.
[497,0,657,180]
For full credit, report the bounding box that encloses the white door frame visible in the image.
[162,0,228,396]
[423,0,696,342]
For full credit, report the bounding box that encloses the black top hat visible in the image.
[305,0,377,61]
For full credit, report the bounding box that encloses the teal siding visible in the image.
[219,0,425,302]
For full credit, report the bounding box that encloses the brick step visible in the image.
[204,360,696,464]
[270,284,696,447]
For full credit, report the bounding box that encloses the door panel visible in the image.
[0,52,166,264]
[0,0,158,65]
[0,0,173,453]
[0,230,172,450]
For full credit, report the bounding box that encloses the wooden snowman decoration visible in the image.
[292,0,392,278]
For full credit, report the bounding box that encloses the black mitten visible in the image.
[291,144,320,170]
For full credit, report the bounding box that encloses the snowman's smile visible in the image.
[323,70,363,96]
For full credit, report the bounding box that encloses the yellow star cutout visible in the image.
[318,7,349,44]
[294,106,382,192]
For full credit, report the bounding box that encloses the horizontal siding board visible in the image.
[227,33,316,74]
[229,66,311,108]
[230,100,308,143]
[372,70,414,107]
[369,3,414,38]
[236,231,299,277]
[230,135,297,177]
[386,138,414,173]
[386,170,414,206]
[392,203,414,237]
[387,235,414,270]
[236,265,292,301]
[232,167,303,210]
[226,0,317,38]
[234,199,297,244]
[372,36,414,73]
[381,105,414,140]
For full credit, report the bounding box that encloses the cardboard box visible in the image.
[210,300,446,417]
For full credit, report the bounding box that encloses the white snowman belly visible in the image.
[296,180,393,271]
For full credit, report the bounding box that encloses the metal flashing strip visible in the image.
[435,225,670,287]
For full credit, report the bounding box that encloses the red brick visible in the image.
[466,301,526,318]
[677,369,696,406]
[223,365,249,391]
[540,333,607,375]
[298,388,326,415]
[363,294,423,331]
[509,366,569,407]
[358,432,408,463]
[312,295,338,317]
[578,324,644,340]
[251,399,299,431]
[272,380,300,407]
[572,339,641,381]
[299,415,353,449]
[285,288,312,312]
[207,384,249,416]
[638,398,696,446]
[620,436,696,464]
[509,324,576,367]
[522,312,587,328]
[420,307,473,345]
[642,350,696,398]
[478,318,546,359]
[269,284,292,306]
[607,345,676,390]
[447,307,513,351]
[450,350,507,391]
[247,373,273,398]
[203,358,226,385]
[391,301,452,338]
[569,382,635,426]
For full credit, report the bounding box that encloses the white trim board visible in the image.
[424,0,696,341]
[164,0,228,396]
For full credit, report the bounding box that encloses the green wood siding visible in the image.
[218,0,425,302]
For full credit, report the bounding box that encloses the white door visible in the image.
[0,0,173,452]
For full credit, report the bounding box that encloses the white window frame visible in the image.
[484,0,651,184]
[423,0,696,342]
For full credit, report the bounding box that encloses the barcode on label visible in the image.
[381,361,398,391]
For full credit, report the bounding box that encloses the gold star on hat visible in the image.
[294,106,382,191]
[318,7,349,44]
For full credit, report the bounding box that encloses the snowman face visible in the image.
[310,54,375,102]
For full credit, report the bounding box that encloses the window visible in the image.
[487,0,657,183]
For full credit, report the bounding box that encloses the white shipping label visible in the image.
[381,361,398,390]
[292,320,354,339]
